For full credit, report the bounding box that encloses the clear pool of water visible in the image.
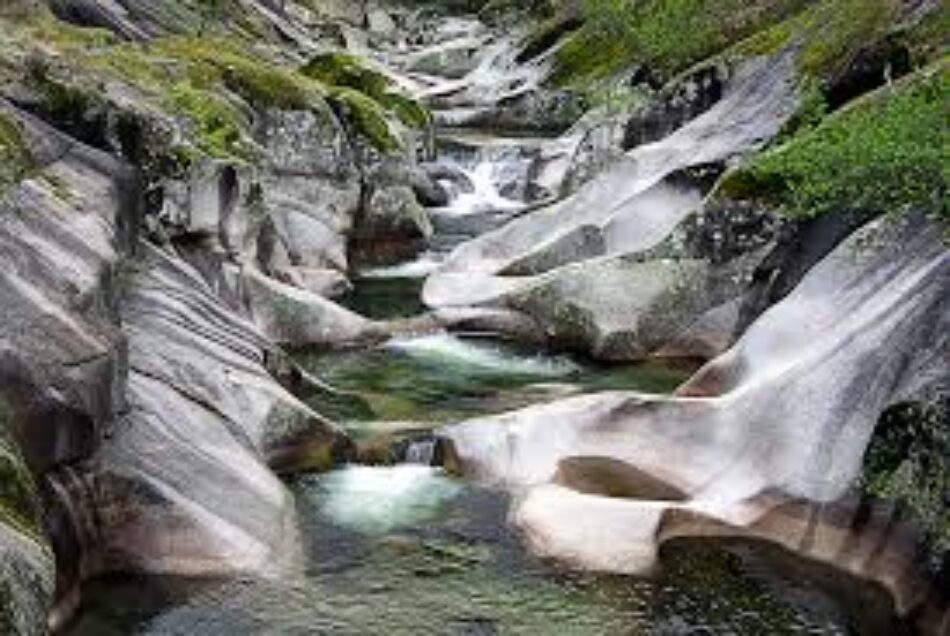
[69,463,879,635]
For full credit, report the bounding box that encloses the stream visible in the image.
[67,125,897,636]
[64,15,909,636]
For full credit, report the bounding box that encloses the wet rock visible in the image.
[367,8,397,38]
[406,38,486,79]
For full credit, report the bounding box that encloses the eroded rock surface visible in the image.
[444,212,948,626]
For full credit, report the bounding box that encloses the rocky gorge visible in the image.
[0,0,946,634]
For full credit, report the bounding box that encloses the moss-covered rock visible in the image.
[301,52,430,150]
[862,398,949,580]
[718,61,948,220]
[0,396,55,636]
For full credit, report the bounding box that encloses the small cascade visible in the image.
[403,438,436,466]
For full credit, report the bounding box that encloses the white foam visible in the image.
[317,466,462,534]
[440,161,525,218]
[360,255,443,279]
[385,333,578,376]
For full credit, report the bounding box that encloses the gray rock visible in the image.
[367,8,397,37]
[242,268,385,348]
[257,108,361,273]
[359,185,433,242]
[97,241,354,576]
[423,51,801,360]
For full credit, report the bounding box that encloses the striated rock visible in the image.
[95,242,352,578]
[242,268,385,348]
[0,98,362,632]
[426,51,798,292]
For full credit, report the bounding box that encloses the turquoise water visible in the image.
[295,332,693,427]
[65,270,903,636]
[69,464,887,635]
[68,314,898,635]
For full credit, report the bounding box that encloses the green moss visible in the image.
[329,87,402,152]
[301,52,431,144]
[154,37,324,111]
[0,111,32,193]
[167,83,250,159]
[301,52,391,98]
[862,400,949,576]
[0,400,45,547]
[378,91,430,129]
[551,0,811,87]
[733,0,900,80]
[718,62,948,219]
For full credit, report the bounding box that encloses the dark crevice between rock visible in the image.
[622,64,727,152]
[554,456,689,501]
[823,38,913,112]
[515,16,584,65]
[734,209,876,337]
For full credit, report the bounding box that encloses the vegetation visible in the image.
[732,0,901,80]
[0,8,432,170]
[862,400,949,577]
[0,111,32,194]
[301,52,430,150]
[719,62,948,220]
[0,400,45,547]
[550,0,811,87]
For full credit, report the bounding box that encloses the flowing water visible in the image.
[65,19,904,636]
[68,183,894,636]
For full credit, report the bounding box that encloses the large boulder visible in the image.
[242,267,385,348]
[442,212,949,630]
[257,108,362,274]
[95,243,353,579]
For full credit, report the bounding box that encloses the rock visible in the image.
[409,167,450,208]
[257,108,362,273]
[0,98,363,632]
[426,51,798,290]
[502,200,782,360]
[406,37,487,79]
[0,397,55,636]
[443,212,949,628]
[242,268,385,348]
[367,8,397,37]
[47,0,150,39]
[96,241,354,577]
[274,267,352,299]
[422,51,801,360]
[360,185,433,241]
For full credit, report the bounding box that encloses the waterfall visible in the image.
[404,438,436,465]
